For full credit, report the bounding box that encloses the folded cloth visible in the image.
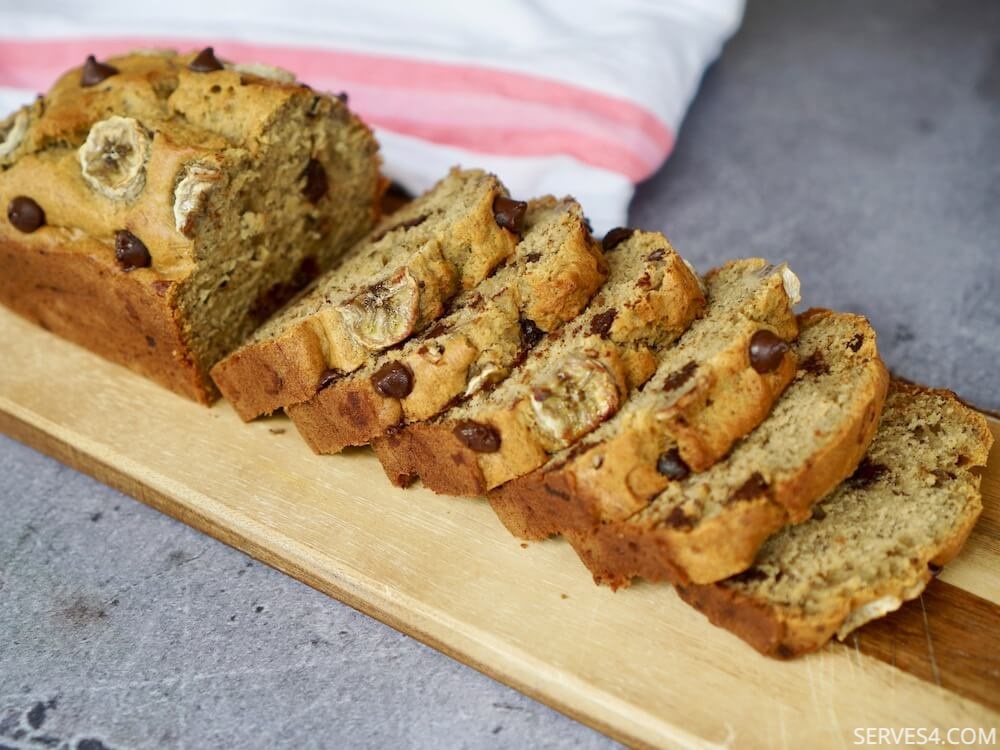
[0,0,743,230]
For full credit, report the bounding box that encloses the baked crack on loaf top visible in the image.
[570,309,890,587]
[287,196,607,454]
[677,382,993,658]
[372,228,707,495]
[211,168,522,421]
[0,48,382,403]
[489,258,801,540]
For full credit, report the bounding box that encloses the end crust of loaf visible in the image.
[571,309,890,587]
[0,234,212,401]
[211,168,520,420]
[488,259,801,540]
[675,382,992,658]
[0,50,382,404]
[372,229,706,494]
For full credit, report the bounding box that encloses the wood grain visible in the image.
[0,306,997,750]
[849,581,1000,713]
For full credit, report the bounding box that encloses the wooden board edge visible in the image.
[3,400,997,750]
[0,403,674,750]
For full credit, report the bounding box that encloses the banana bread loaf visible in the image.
[488,259,801,540]
[570,309,889,587]
[372,229,706,495]
[287,196,607,453]
[211,168,523,420]
[677,382,993,658]
[0,48,382,403]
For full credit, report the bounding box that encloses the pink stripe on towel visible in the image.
[0,37,673,180]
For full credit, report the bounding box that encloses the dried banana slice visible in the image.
[530,351,621,450]
[464,361,505,397]
[173,162,222,236]
[338,268,420,351]
[78,116,152,201]
[0,107,29,162]
[233,63,296,83]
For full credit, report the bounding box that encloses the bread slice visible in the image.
[372,229,706,495]
[287,197,607,453]
[211,168,522,420]
[571,309,889,587]
[677,382,993,658]
[0,49,382,403]
[488,259,801,540]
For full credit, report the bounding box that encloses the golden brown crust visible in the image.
[489,261,801,540]
[373,423,490,494]
[212,169,519,420]
[287,199,607,453]
[0,232,213,402]
[0,50,382,404]
[372,236,706,495]
[676,383,992,658]
[572,310,890,587]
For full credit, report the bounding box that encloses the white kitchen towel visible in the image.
[0,1,743,230]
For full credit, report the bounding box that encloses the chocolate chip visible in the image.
[811,505,827,521]
[317,368,342,391]
[589,309,617,338]
[524,252,541,264]
[114,230,151,271]
[453,419,501,453]
[656,448,690,480]
[80,55,119,87]
[371,361,413,398]
[662,361,698,391]
[519,317,544,349]
[730,567,768,584]
[601,227,634,252]
[848,458,888,488]
[932,468,956,484]
[189,47,225,73]
[493,196,527,234]
[646,248,666,261]
[847,333,865,352]
[7,196,45,233]
[301,158,328,204]
[729,472,768,503]
[798,350,830,376]
[424,320,451,339]
[928,562,943,577]
[336,91,349,103]
[662,505,694,530]
[748,330,789,373]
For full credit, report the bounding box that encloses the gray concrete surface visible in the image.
[1,1,998,748]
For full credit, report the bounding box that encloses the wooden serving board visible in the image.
[1,305,997,749]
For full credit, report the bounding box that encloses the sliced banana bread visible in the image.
[372,229,707,495]
[287,197,607,453]
[488,259,801,540]
[211,168,523,420]
[571,309,890,587]
[0,49,382,403]
[677,382,993,658]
